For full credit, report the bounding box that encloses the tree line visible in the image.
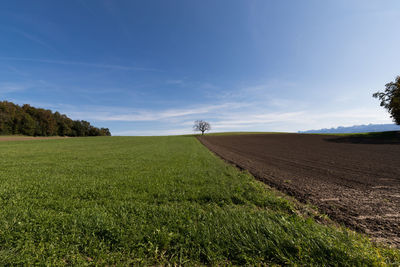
[0,101,111,137]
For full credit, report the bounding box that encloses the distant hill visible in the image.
[299,124,400,134]
[0,101,111,137]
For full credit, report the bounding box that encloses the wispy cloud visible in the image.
[0,57,159,72]
[210,80,298,103]
[212,112,306,129]
[210,108,392,132]
[15,30,55,51]
[1,26,57,51]
[0,82,32,94]
[112,128,194,136]
[5,66,31,77]
[166,79,185,85]
[64,102,248,122]
[165,79,220,93]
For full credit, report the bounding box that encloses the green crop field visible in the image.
[0,136,398,265]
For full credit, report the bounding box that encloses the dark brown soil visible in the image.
[198,133,400,247]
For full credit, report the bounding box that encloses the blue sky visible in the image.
[1,0,400,135]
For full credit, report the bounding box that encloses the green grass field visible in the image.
[0,136,398,265]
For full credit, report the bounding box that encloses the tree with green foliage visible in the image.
[0,101,111,137]
[373,76,400,125]
[19,113,35,136]
[99,128,111,136]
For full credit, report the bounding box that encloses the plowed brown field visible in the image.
[198,133,400,247]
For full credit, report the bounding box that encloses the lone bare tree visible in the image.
[193,120,211,135]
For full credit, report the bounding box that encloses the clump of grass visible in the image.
[0,136,398,265]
